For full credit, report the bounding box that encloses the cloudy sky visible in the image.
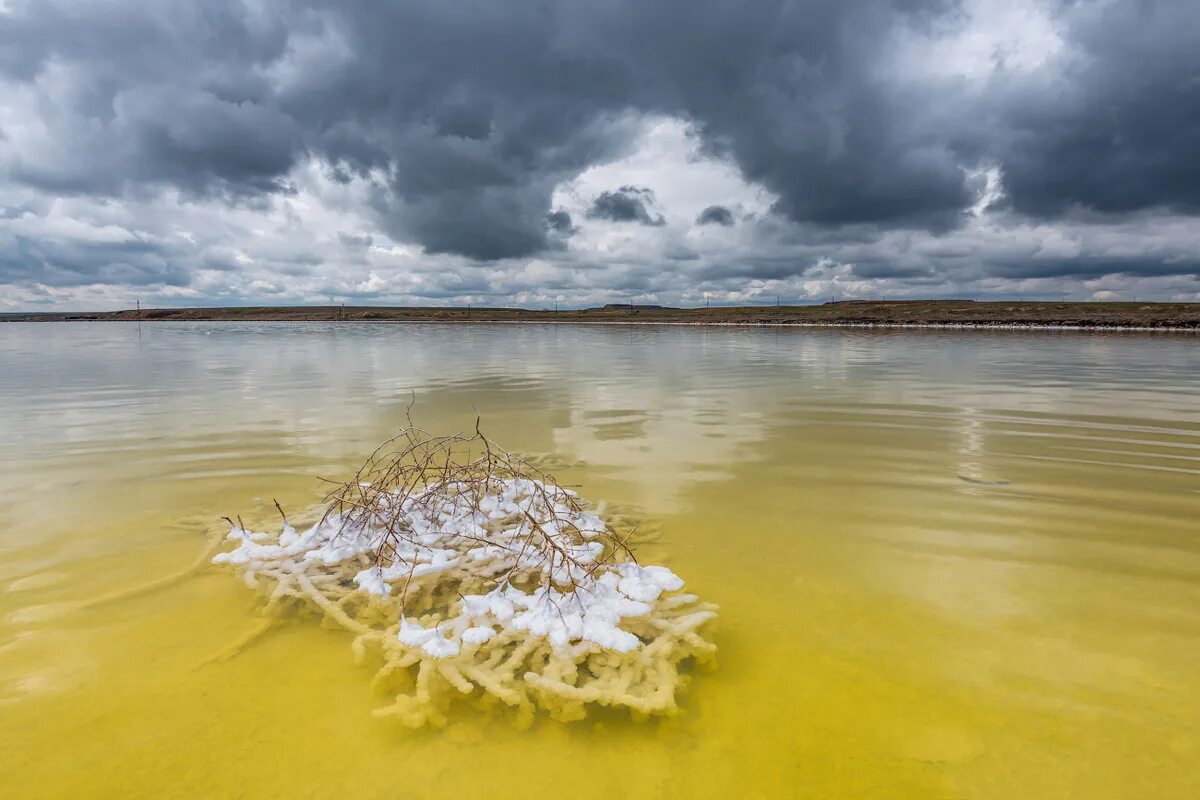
[1,0,1198,310]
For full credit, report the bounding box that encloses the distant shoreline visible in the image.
[3,300,1199,331]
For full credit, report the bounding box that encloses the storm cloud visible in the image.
[988,1,1200,218]
[696,206,735,227]
[0,0,1198,306]
[587,186,666,226]
[546,210,578,235]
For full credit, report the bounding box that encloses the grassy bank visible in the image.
[4,300,1199,329]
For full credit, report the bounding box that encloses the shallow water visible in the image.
[1,322,1198,799]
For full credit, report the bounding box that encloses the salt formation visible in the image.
[211,426,717,727]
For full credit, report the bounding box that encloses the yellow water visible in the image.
[1,323,1198,798]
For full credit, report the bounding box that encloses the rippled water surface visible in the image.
[1,322,1198,798]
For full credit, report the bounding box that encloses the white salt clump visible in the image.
[398,618,461,658]
[215,478,705,659]
[461,626,496,646]
[212,434,716,728]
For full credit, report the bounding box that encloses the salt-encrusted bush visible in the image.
[212,424,717,727]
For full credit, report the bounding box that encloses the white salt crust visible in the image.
[215,477,705,659]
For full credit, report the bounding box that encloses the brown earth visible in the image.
[3,300,1200,328]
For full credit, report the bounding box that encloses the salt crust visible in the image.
[213,476,716,727]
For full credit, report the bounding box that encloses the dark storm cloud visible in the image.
[849,261,937,280]
[586,186,666,226]
[696,205,735,226]
[989,2,1200,218]
[986,255,1200,281]
[0,0,1198,284]
[546,210,577,235]
[0,0,971,266]
[0,231,192,288]
[625,0,972,230]
[0,2,301,198]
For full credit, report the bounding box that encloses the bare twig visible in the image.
[317,424,628,611]
[273,498,288,527]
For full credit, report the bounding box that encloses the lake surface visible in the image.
[1,322,1198,799]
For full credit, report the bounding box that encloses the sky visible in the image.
[1,0,1198,310]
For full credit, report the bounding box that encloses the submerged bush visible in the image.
[212,424,717,727]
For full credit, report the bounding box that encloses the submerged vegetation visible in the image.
[211,423,717,727]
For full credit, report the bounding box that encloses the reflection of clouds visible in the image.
[955,405,1000,485]
[552,401,767,516]
[872,548,1030,624]
[960,407,985,461]
[4,324,1198,461]
[3,322,1198,521]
